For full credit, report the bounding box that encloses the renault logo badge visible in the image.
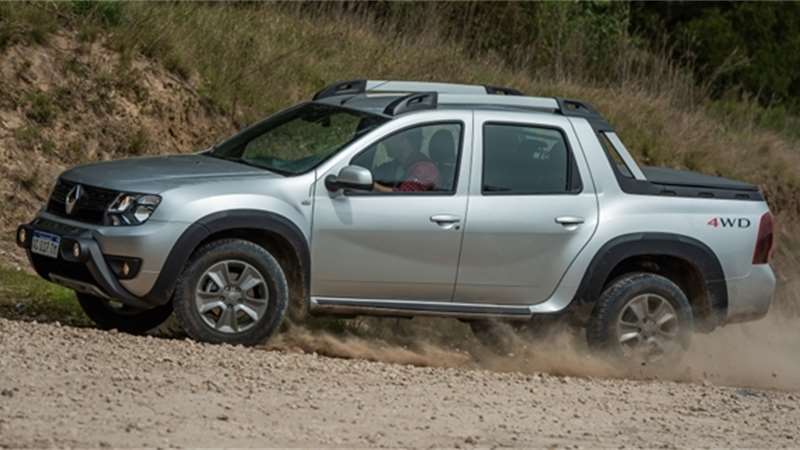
[65,184,83,215]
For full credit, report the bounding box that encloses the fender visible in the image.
[572,232,727,323]
[142,209,309,305]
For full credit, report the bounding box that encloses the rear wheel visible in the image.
[173,239,288,346]
[76,293,173,335]
[586,272,693,366]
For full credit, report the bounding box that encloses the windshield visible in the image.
[209,103,389,175]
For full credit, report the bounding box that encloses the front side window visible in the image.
[482,123,573,194]
[209,103,388,175]
[351,123,462,193]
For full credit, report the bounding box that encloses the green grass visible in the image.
[0,1,59,49]
[0,265,89,326]
[23,90,57,125]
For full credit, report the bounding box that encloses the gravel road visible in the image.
[0,317,798,448]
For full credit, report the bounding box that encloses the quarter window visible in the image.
[482,124,572,194]
[597,132,634,178]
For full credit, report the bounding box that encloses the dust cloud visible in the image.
[266,326,473,369]
[681,316,800,390]
[268,314,800,391]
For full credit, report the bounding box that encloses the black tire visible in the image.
[587,272,693,365]
[173,239,288,346]
[76,293,173,335]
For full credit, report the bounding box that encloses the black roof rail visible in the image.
[383,92,438,116]
[556,98,599,115]
[313,79,367,100]
[484,85,524,96]
[555,97,613,132]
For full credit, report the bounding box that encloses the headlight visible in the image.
[107,194,161,226]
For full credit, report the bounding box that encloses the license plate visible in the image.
[31,231,61,259]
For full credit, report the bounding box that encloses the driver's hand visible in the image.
[372,182,394,193]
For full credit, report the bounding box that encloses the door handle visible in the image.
[430,214,461,229]
[430,214,461,224]
[555,216,585,226]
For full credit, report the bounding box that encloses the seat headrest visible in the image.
[429,130,456,163]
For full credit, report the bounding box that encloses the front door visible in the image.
[454,112,598,305]
[311,115,471,301]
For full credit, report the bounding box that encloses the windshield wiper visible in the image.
[238,158,295,176]
[203,153,293,176]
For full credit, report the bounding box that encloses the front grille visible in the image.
[46,179,120,225]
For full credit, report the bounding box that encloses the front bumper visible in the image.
[17,218,160,309]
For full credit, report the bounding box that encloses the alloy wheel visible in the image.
[194,260,269,333]
[616,293,680,362]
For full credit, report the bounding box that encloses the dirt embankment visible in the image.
[1,318,798,448]
[0,32,233,236]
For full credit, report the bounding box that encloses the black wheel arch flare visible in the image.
[572,232,728,326]
[142,209,310,306]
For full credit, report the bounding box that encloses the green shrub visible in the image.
[14,125,43,149]
[24,91,56,125]
[121,127,151,156]
[71,0,124,26]
[0,2,60,47]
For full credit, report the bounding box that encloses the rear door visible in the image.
[454,112,598,305]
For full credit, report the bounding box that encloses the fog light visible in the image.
[106,256,141,279]
[18,228,26,244]
[72,243,81,258]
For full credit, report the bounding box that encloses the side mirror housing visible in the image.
[325,165,373,192]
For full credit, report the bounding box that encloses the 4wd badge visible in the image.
[707,217,751,228]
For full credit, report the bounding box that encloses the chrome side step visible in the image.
[309,297,533,320]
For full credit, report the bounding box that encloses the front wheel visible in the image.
[76,293,173,334]
[173,239,288,346]
[586,272,693,366]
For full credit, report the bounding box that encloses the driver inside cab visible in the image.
[372,129,440,193]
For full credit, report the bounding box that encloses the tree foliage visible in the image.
[632,2,800,107]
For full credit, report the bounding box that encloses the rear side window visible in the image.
[482,123,577,194]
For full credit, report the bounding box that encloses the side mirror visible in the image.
[325,165,373,192]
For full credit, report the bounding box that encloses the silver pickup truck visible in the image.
[16,80,775,363]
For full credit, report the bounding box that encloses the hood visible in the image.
[60,154,281,193]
